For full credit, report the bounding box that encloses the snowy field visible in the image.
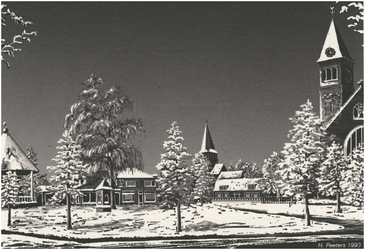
[1,203,346,240]
[215,199,364,221]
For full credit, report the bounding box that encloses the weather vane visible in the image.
[330,6,335,19]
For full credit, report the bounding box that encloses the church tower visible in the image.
[317,15,355,124]
[199,120,218,172]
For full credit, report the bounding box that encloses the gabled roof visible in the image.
[210,163,226,175]
[218,170,243,179]
[199,120,217,154]
[317,19,354,63]
[213,178,262,191]
[324,83,363,130]
[1,126,39,173]
[117,168,155,179]
[76,178,112,190]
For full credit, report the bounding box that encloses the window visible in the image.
[353,102,363,120]
[345,125,364,156]
[144,192,156,202]
[122,190,135,202]
[321,67,338,82]
[253,193,259,198]
[233,192,240,198]
[224,192,229,198]
[217,192,222,198]
[91,193,96,202]
[144,180,156,187]
[247,184,256,190]
[245,192,250,198]
[125,180,136,187]
[219,185,229,191]
[83,193,90,203]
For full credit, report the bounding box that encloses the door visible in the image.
[114,192,120,205]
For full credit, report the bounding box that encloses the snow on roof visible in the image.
[218,171,243,179]
[211,163,226,175]
[1,128,39,173]
[95,179,113,190]
[213,178,262,191]
[117,169,155,179]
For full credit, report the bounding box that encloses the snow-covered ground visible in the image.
[1,203,347,240]
[214,199,364,221]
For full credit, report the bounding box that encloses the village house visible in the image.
[76,169,158,206]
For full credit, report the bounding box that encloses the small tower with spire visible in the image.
[199,120,218,172]
[317,7,355,124]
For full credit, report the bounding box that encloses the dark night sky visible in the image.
[1,1,363,175]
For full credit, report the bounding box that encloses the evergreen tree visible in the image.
[64,74,145,209]
[228,159,262,178]
[277,100,327,226]
[1,171,19,226]
[319,141,348,213]
[190,153,215,204]
[261,151,281,196]
[343,144,364,209]
[156,121,193,233]
[47,130,87,230]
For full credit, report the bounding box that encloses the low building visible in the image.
[76,169,158,206]
[212,171,263,201]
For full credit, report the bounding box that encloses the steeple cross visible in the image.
[330,6,335,19]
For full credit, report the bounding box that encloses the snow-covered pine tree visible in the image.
[156,121,193,233]
[277,100,327,226]
[190,153,215,205]
[228,159,262,178]
[261,151,281,197]
[47,130,87,230]
[343,144,364,209]
[319,141,348,213]
[1,171,19,226]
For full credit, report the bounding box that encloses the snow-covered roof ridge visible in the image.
[218,171,243,179]
[1,126,39,173]
[117,168,155,179]
[211,163,225,175]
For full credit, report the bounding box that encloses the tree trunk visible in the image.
[7,204,11,227]
[336,182,342,213]
[109,159,116,210]
[304,192,311,226]
[66,192,72,230]
[176,202,182,233]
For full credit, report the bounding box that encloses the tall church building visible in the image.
[317,17,363,155]
[199,120,218,172]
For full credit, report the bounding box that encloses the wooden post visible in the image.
[30,171,34,201]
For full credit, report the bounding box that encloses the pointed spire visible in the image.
[199,120,217,154]
[317,18,354,63]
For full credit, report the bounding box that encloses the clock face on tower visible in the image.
[325,47,336,57]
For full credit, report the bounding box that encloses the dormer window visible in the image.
[247,184,256,190]
[353,102,363,120]
[219,185,228,191]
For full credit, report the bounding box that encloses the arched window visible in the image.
[353,102,363,120]
[344,125,364,156]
